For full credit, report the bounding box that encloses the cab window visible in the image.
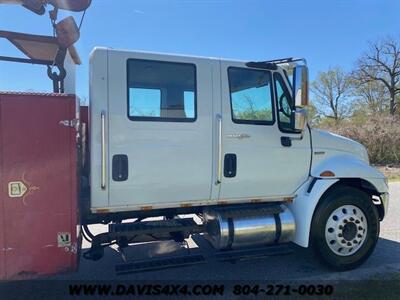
[274,72,295,132]
[127,59,196,122]
[228,67,274,125]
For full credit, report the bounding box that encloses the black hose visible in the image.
[81,226,92,243]
[82,224,95,240]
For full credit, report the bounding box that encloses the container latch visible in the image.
[59,119,79,128]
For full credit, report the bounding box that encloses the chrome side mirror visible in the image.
[294,107,308,131]
[293,65,309,107]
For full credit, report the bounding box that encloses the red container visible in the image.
[0,92,79,279]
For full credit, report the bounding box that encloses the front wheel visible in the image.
[310,186,380,271]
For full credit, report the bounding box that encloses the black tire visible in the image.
[310,185,380,271]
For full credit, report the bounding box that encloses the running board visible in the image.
[215,243,293,262]
[115,254,206,275]
[114,244,293,275]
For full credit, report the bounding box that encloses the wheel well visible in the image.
[322,178,385,221]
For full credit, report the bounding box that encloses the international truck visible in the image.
[76,48,387,271]
[0,0,390,279]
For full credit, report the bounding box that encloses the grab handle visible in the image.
[101,111,106,190]
[216,114,222,185]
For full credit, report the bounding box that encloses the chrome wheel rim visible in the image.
[325,205,368,256]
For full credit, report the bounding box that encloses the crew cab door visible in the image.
[218,61,311,200]
[103,50,215,210]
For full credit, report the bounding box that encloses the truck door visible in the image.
[105,50,215,210]
[219,61,311,201]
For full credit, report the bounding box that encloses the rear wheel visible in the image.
[310,185,380,270]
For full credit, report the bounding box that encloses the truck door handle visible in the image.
[101,111,106,189]
[224,154,237,178]
[281,136,292,147]
[112,154,128,181]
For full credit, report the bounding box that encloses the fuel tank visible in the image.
[204,204,295,250]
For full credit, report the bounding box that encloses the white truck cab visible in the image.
[85,48,389,270]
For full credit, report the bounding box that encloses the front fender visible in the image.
[289,154,389,248]
[311,154,387,193]
[288,178,338,247]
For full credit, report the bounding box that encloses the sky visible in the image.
[0,0,399,100]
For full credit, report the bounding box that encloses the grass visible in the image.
[389,176,400,182]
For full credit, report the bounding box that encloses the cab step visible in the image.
[114,243,293,275]
[215,243,293,262]
[115,254,206,275]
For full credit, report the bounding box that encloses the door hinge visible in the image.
[59,119,79,128]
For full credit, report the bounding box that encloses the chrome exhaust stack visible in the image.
[204,204,295,250]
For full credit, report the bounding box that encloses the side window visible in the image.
[127,59,196,122]
[129,88,161,117]
[274,72,295,131]
[183,91,195,118]
[228,68,274,125]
